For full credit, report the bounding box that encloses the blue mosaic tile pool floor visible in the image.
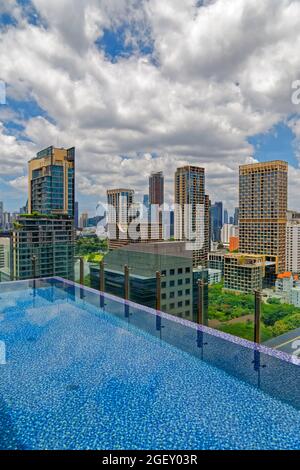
[0,285,299,450]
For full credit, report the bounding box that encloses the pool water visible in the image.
[0,280,299,450]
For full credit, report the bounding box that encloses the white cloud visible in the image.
[0,0,299,213]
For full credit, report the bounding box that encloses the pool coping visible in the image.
[1,276,299,367]
[48,276,300,368]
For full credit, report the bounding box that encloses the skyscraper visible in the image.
[79,212,88,229]
[286,211,300,274]
[239,160,288,273]
[28,146,75,217]
[174,166,209,267]
[224,209,228,224]
[11,146,76,281]
[107,189,135,249]
[210,201,223,242]
[149,171,164,206]
[234,207,239,226]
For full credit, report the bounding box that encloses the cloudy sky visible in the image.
[0,0,300,216]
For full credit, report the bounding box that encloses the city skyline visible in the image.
[0,2,300,216]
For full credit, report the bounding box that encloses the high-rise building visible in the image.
[174,166,209,267]
[234,207,239,226]
[149,171,164,206]
[239,161,288,273]
[210,201,223,242]
[107,189,135,249]
[286,212,300,274]
[10,146,76,282]
[11,216,75,280]
[149,172,164,224]
[79,212,88,229]
[224,209,228,224]
[28,146,75,217]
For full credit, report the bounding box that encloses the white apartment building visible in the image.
[286,220,300,274]
[286,218,300,274]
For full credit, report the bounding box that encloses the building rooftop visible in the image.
[118,241,193,259]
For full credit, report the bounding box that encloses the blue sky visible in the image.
[0,0,300,216]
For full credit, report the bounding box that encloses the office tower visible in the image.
[74,202,79,228]
[149,171,164,206]
[11,146,76,281]
[149,171,164,224]
[224,209,228,224]
[286,212,300,274]
[80,212,88,229]
[239,160,288,273]
[107,189,135,249]
[229,216,234,225]
[210,201,223,242]
[28,146,75,218]
[234,207,239,226]
[174,166,209,267]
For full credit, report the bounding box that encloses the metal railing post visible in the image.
[32,255,37,279]
[124,265,130,301]
[156,271,161,311]
[100,259,105,292]
[80,257,84,285]
[197,279,204,325]
[254,289,261,344]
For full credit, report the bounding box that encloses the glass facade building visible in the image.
[28,146,75,217]
[9,146,76,282]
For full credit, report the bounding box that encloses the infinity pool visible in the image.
[0,278,299,450]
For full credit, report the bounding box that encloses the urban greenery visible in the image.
[75,236,108,257]
[209,282,300,340]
